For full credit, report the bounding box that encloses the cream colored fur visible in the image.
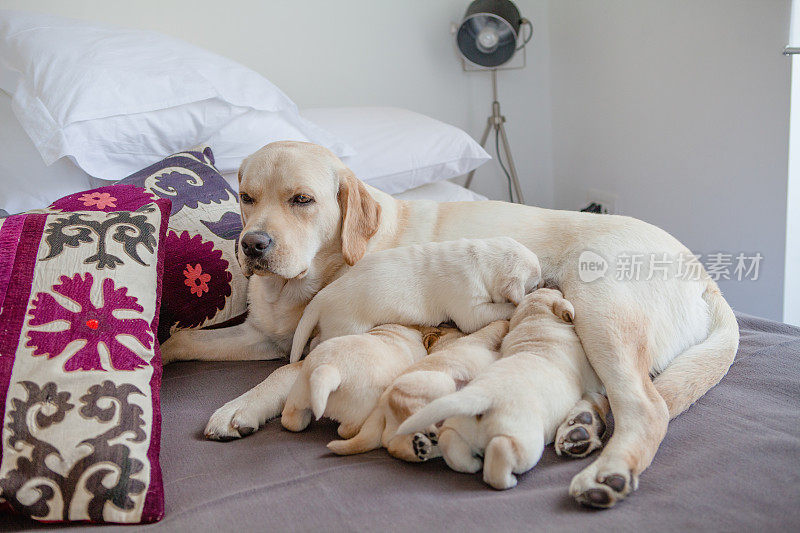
[289,237,540,362]
[280,324,426,438]
[397,289,603,490]
[327,320,507,461]
[167,141,739,508]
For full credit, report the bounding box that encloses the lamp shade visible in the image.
[456,0,522,68]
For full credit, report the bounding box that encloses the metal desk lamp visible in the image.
[456,0,532,204]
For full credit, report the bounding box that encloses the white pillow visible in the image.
[301,107,490,194]
[393,180,488,202]
[0,89,105,215]
[0,11,353,179]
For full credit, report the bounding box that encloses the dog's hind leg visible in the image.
[281,377,314,432]
[482,436,520,490]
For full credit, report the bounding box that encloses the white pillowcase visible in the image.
[393,180,488,202]
[0,11,353,179]
[0,89,105,215]
[301,107,490,194]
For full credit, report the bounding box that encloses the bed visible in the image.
[4,313,799,531]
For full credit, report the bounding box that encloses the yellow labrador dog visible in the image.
[163,141,739,508]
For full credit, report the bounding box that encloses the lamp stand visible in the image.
[464,69,525,204]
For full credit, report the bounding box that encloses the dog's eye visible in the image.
[292,194,314,205]
[239,192,254,205]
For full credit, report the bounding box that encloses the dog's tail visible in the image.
[396,387,492,436]
[290,299,321,363]
[653,279,740,418]
[308,364,341,420]
[327,408,385,455]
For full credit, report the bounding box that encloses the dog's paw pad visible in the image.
[556,410,605,459]
[413,433,433,461]
[571,468,635,509]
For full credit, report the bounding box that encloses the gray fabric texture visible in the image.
[4,313,800,531]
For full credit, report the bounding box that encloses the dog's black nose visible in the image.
[241,231,273,258]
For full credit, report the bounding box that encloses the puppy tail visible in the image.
[308,364,341,420]
[327,408,385,455]
[396,388,491,436]
[290,300,320,363]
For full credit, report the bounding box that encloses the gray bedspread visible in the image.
[5,313,800,531]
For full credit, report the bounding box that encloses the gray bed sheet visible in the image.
[4,313,800,531]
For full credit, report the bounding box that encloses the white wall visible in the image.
[785,0,800,327]
[0,0,555,206]
[548,0,792,320]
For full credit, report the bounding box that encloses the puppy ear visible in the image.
[338,168,381,266]
[552,297,575,323]
[422,331,442,352]
[501,278,526,306]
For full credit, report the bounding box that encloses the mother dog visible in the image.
[162,141,738,508]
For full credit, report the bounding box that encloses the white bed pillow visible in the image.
[393,180,488,202]
[0,11,353,179]
[0,89,106,215]
[301,107,490,194]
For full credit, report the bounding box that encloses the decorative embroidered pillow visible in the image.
[0,198,170,523]
[114,147,247,341]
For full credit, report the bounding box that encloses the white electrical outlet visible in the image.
[586,189,621,215]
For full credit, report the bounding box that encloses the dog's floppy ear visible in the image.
[338,168,381,266]
[422,330,443,352]
[552,297,575,323]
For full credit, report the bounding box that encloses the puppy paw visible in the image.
[204,398,262,441]
[412,432,434,461]
[569,459,637,509]
[555,402,608,459]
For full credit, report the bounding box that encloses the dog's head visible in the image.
[510,287,575,329]
[236,141,381,279]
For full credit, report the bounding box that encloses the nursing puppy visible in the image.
[289,236,540,363]
[397,288,603,490]
[281,324,427,438]
[327,320,508,462]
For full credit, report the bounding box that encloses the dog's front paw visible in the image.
[205,398,262,441]
[569,459,637,509]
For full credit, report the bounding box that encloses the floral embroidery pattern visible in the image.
[201,210,242,241]
[0,381,147,521]
[26,273,153,371]
[159,231,231,339]
[146,169,234,214]
[79,191,117,209]
[50,184,155,213]
[184,263,211,296]
[42,208,157,269]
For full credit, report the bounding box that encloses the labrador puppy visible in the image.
[327,320,507,462]
[281,324,427,439]
[289,237,540,363]
[397,289,604,492]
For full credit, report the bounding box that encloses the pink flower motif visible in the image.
[50,184,156,213]
[183,263,211,297]
[26,273,153,371]
[78,191,117,209]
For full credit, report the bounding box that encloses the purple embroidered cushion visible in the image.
[115,147,246,341]
[0,199,170,524]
